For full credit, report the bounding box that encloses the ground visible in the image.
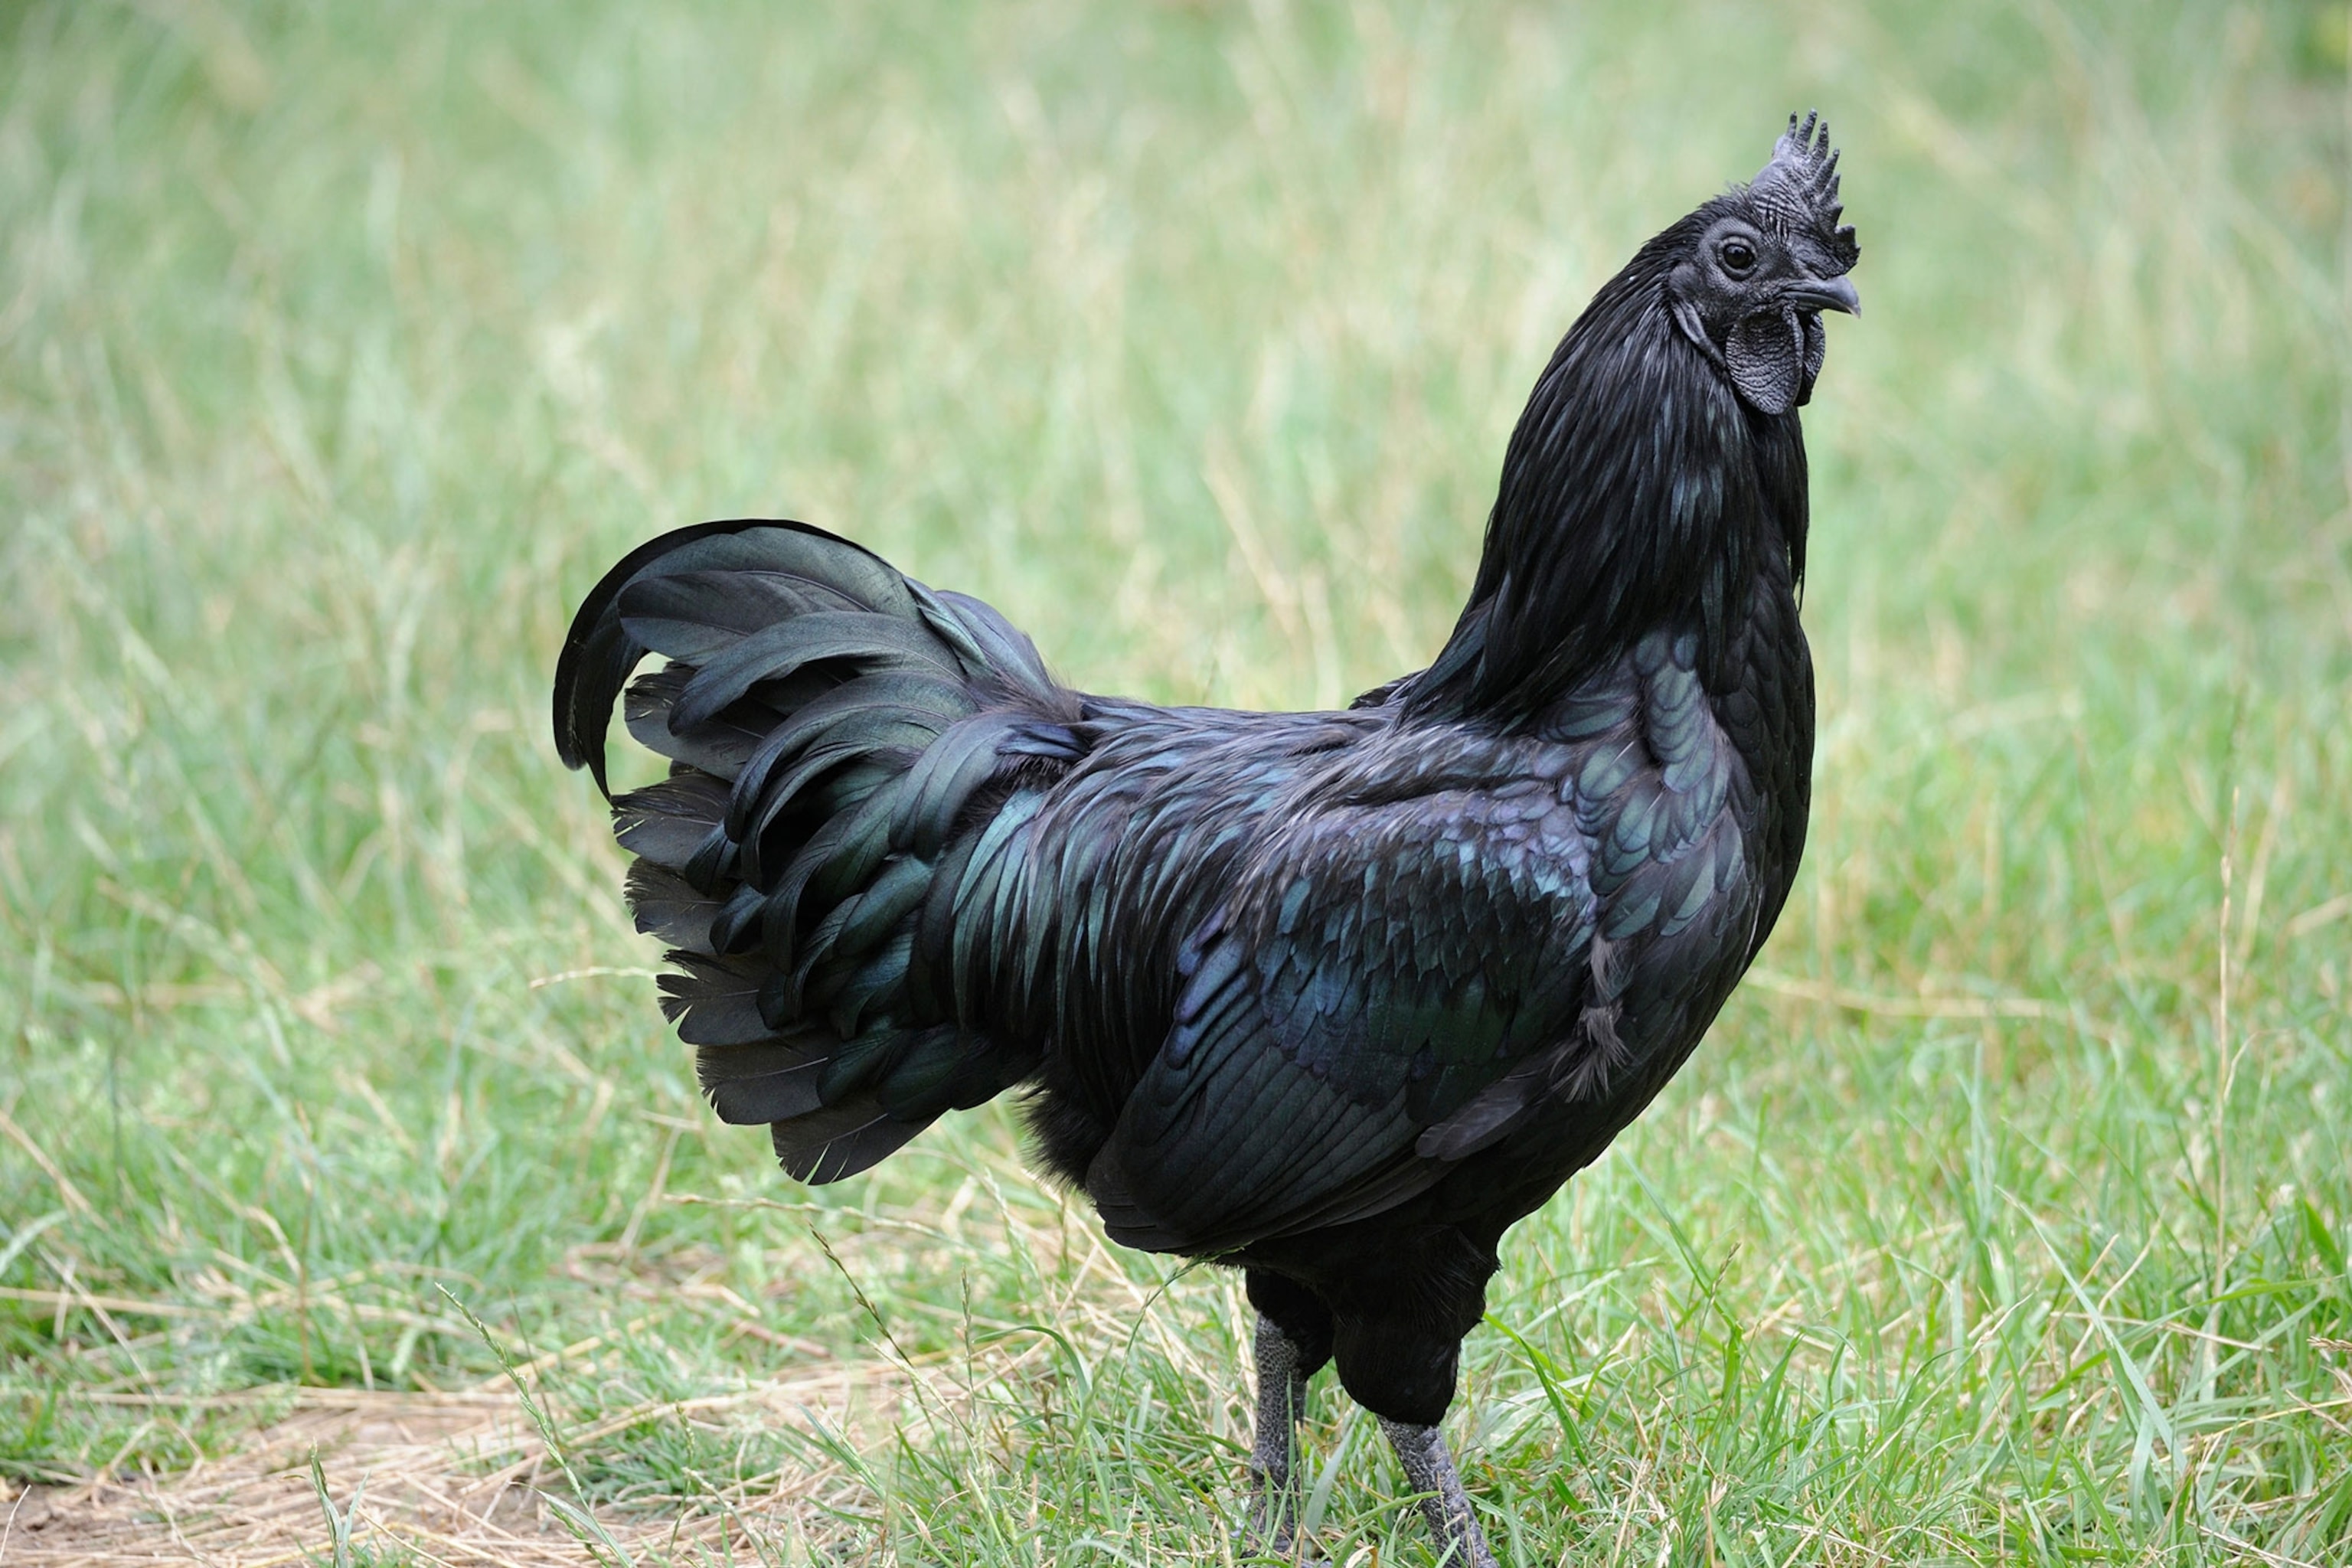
[2,1,2348,1563]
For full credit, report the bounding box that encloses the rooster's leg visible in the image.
[1245,1313,1313,1553]
[1378,1417,1497,1568]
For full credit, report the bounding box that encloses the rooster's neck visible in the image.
[1400,232,1809,727]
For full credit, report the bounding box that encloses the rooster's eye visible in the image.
[1719,237,1758,276]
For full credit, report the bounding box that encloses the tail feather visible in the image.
[554,521,781,795]
[729,671,977,837]
[661,611,959,735]
[624,861,722,955]
[786,772,912,921]
[812,855,934,970]
[697,1041,828,1122]
[615,567,870,655]
[917,586,1062,702]
[812,931,917,1037]
[624,666,784,783]
[612,773,730,870]
[554,521,1080,1184]
[769,1101,926,1184]
[658,952,776,1047]
[889,711,1040,857]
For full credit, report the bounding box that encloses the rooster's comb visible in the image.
[1750,111,1858,273]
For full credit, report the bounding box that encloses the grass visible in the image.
[1,0,2347,1561]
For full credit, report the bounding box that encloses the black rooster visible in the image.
[554,115,1857,1564]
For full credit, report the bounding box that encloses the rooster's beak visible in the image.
[1787,274,1861,318]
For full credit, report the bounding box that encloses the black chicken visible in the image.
[554,115,1857,1564]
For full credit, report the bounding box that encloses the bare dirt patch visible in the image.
[1,1364,901,1567]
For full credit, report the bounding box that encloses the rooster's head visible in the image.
[1667,112,1861,416]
